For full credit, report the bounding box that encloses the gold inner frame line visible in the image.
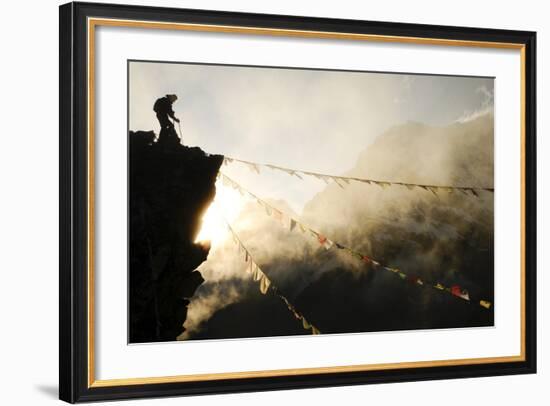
[87,17,527,388]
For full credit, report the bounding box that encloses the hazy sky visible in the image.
[129,61,493,214]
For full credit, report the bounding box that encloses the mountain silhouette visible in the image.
[129,130,223,343]
[295,114,494,332]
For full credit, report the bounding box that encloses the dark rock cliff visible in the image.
[129,131,223,343]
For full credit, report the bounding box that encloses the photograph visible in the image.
[128,60,495,343]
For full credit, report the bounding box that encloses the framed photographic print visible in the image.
[59,1,537,403]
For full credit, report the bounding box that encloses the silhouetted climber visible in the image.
[154,94,181,145]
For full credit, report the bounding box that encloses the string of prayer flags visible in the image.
[223,156,494,196]
[277,293,303,321]
[220,173,295,230]
[225,219,322,335]
[266,164,304,180]
[219,172,492,310]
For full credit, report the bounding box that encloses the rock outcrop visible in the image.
[129,131,223,343]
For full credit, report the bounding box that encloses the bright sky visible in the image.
[129,61,493,216]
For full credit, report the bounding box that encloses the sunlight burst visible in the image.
[195,179,245,246]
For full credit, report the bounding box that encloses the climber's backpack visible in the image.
[153,97,164,113]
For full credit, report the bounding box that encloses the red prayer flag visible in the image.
[450,285,469,300]
[451,285,461,296]
[407,275,418,284]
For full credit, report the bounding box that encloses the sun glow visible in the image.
[195,179,245,246]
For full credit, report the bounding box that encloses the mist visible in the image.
[181,112,494,339]
[128,60,494,340]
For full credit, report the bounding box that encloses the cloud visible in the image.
[456,85,494,123]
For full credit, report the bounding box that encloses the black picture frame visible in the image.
[59,1,537,403]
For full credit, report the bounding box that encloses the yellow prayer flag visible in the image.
[480,300,492,309]
[259,274,271,294]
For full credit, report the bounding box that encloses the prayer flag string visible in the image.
[224,218,322,335]
[219,172,492,310]
[222,156,493,196]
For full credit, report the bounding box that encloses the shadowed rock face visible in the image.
[129,130,223,343]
